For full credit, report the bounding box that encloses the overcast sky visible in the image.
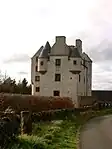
[0,0,112,90]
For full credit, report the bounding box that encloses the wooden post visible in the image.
[21,111,32,135]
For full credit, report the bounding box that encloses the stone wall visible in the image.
[78,95,97,107]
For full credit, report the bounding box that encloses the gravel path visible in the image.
[80,115,112,149]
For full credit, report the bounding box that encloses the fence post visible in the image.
[21,111,32,135]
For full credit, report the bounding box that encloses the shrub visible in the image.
[0,94,74,113]
[0,113,20,148]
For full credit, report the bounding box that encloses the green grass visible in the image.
[7,108,112,149]
[7,116,80,149]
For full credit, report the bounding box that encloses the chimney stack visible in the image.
[56,36,66,44]
[76,39,82,54]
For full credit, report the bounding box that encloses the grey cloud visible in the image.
[85,39,112,62]
[99,62,112,72]
[69,0,112,90]
[18,71,28,75]
[92,62,112,90]
[3,54,30,64]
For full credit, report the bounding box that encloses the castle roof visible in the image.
[39,41,51,58]
[68,46,81,58]
[31,46,44,59]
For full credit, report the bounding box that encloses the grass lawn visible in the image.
[7,108,112,149]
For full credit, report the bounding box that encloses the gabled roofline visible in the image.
[31,46,44,59]
[83,52,93,62]
[39,41,51,58]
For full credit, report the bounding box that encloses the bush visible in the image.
[0,114,20,148]
[0,94,74,113]
[32,109,77,122]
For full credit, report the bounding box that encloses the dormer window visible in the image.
[73,60,77,65]
[40,61,44,65]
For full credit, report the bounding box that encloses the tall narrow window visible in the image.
[35,76,40,81]
[73,60,77,65]
[83,59,85,66]
[84,77,85,83]
[36,87,40,92]
[80,61,82,65]
[53,90,60,96]
[35,66,38,72]
[55,59,61,66]
[36,57,38,62]
[55,74,61,81]
[40,61,44,65]
[79,74,80,82]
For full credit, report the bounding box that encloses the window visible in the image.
[80,61,82,65]
[55,59,61,66]
[73,60,77,65]
[79,74,80,82]
[53,90,60,96]
[36,57,38,62]
[35,76,40,81]
[83,59,85,65]
[55,74,61,81]
[48,56,50,61]
[84,77,85,83]
[40,61,44,65]
[35,66,38,72]
[36,87,40,92]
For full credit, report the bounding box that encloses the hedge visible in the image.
[0,94,74,113]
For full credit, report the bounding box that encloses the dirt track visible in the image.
[80,115,112,149]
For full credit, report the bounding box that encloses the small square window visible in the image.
[55,74,61,81]
[35,66,38,72]
[55,59,61,66]
[73,60,77,65]
[35,76,40,81]
[53,90,60,96]
[36,87,40,92]
[40,61,44,65]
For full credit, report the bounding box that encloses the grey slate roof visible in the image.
[68,46,81,58]
[31,46,44,59]
[44,41,51,53]
[32,42,82,59]
[39,41,51,58]
[83,52,92,62]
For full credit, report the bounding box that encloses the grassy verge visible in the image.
[7,108,112,149]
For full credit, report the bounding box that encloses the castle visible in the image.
[31,36,92,107]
